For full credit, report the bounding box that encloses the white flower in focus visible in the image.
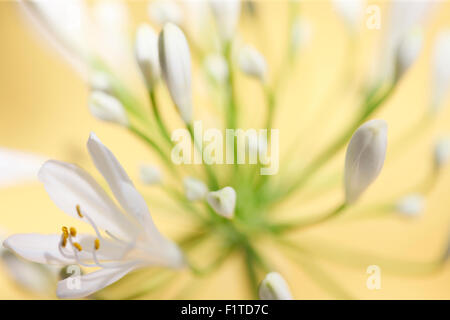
[431,30,450,113]
[396,194,425,218]
[206,186,236,219]
[259,272,293,300]
[159,23,193,124]
[135,23,161,90]
[209,0,241,41]
[3,133,185,298]
[434,137,450,169]
[89,91,129,126]
[238,44,267,82]
[183,177,208,201]
[204,54,229,83]
[344,119,388,204]
[332,0,364,32]
[0,149,46,188]
[139,165,162,185]
[148,0,183,26]
[395,28,423,81]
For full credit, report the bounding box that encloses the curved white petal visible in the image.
[3,233,128,265]
[56,263,138,298]
[38,160,137,239]
[0,148,46,188]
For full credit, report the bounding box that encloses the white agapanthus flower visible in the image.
[431,30,450,113]
[209,0,241,41]
[434,137,450,169]
[0,148,46,188]
[395,194,425,218]
[259,272,293,300]
[206,186,236,219]
[332,0,364,32]
[344,119,388,204]
[135,23,161,90]
[395,28,423,81]
[148,0,183,26]
[139,164,162,185]
[158,23,193,124]
[89,91,129,126]
[3,133,185,298]
[183,177,208,201]
[238,44,267,82]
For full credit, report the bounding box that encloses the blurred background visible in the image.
[1,0,450,299]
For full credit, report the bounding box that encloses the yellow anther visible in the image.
[76,205,83,218]
[61,236,67,248]
[69,227,77,237]
[94,238,100,250]
[62,226,69,237]
[73,242,82,252]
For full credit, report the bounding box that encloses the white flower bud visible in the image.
[89,71,113,94]
[135,23,161,90]
[148,0,183,26]
[139,165,162,185]
[206,186,236,219]
[344,119,388,204]
[431,30,450,113]
[434,137,450,169]
[291,17,312,53]
[395,28,423,81]
[209,0,241,41]
[89,91,128,126]
[204,54,229,83]
[159,23,192,124]
[332,0,364,32]
[238,45,267,82]
[395,194,425,218]
[183,177,208,201]
[259,272,293,300]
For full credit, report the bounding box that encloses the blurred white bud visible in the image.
[204,54,229,83]
[139,165,162,185]
[434,137,450,169]
[159,23,192,124]
[332,0,364,32]
[135,23,161,89]
[291,17,312,53]
[89,71,113,93]
[345,119,388,204]
[395,194,425,218]
[259,272,293,300]
[395,28,423,81]
[206,186,236,219]
[184,177,208,201]
[89,91,128,126]
[238,45,267,82]
[431,30,450,113]
[209,0,241,41]
[148,0,183,26]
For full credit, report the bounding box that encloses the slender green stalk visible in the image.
[149,89,173,146]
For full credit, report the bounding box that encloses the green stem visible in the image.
[149,89,173,146]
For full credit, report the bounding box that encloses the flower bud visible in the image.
[209,0,241,41]
[395,28,423,81]
[332,0,363,32]
[259,272,293,300]
[431,30,450,113]
[291,17,312,53]
[434,137,450,169]
[204,54,229,83]
[238,45,267,82]
[135,23,161,90]
[344,119,388,204]
[148,0,182,26]
[395,194,425,218]
[183,177,208,201]
[206,186,236,219]
[89,71,113,94]
[159,23,192,123]
[89,91,128,126]
[139,165,162,185]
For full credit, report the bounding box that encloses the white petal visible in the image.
[38,160,136,239]
[56,264,138,298]
[135,23,161,89]
[0,148,46,188]
[89,91,129,126]
[3,233,127,265]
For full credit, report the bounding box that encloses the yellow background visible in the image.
[0,0,450,299]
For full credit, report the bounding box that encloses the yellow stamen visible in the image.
[62,226,69,237]
[94,238,100,250]
[70,227,77,237]
[73,242,82,252]
[76,205,83,218]
[61,236,67,248]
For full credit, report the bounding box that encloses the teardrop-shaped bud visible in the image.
[209,0,241,41]
[135,23,161,90]
[259,272,293,300]
[139,165,162,185]
[395,28,423,81]
[89,91,128,126]
[238,44,267,82]
[206,186,236,219]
